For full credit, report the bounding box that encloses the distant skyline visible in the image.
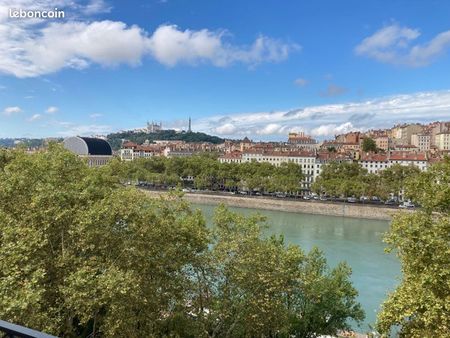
[1,0,450,139]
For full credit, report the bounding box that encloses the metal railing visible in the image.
[0,320,58,338]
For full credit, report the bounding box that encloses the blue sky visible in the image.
[1,0,450,140]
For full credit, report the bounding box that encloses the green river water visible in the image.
[193,203,401,332]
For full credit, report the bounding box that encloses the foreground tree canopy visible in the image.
[377,157,450,337]
[0,146,363,337]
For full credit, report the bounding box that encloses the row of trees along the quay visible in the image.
[114,153,306,195]
[311,161,421,200]
[0,145,364,337]
[376,157,450,337]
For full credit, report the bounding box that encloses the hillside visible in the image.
[0,138,45,148]
[107,130,225,150]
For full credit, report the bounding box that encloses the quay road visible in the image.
[136,185,415,220]
[136,185,404,210]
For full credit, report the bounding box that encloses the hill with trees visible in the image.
[0,138,45,148]
[107,130,225,150]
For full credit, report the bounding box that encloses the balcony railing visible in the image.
[0,320,58,338]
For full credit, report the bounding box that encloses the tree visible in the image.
[380,164,420,200]
[361,137,377,152]
[0,145,209,337]
[194,205,364,337]
[312,161,369,197]
[0,146,365,337]
[377,158,450,337]
[0,148,15,171]
[107,130,224,150]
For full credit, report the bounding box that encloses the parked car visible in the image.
[347,197,357,203]
[319,195,328,201]
[303,195,311,200]
[399,201,415,209]
[360,196,369,203]
[371,196,382,204]
[384,199,397,205]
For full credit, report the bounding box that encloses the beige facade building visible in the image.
[435,133,450,151]
[391,124,423,145]
[374,136,390,151]
[411,134,431,151]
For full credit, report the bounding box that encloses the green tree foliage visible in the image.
[107,130,224,150]
[0,146,364,337]
[312,161,423,200]
[380,164,421,199]
[361,137,377,152]
[377,158,450,337]
[312,161,369,197]
[118,155,305,194]
[403,157,450,213]
[193,205,364,337]
[0,145,209,337]
[0,148,15,171]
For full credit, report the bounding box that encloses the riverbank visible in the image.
[141,189,403,220]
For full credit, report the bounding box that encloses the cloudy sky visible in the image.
[1,0,450,139]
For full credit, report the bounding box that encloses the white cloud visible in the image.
[0,1,299,78]
[82,0,112,15]
[194,90,450,139]
[3,106,22,116]
[89,113,103,119]
[46,106,58,114]
[3,20,149,78]
[310,122,357,137]
[56,123,112,136]
[146,24,298,67]
[27,113,42,122]
[214,123,237,135]
[294,78,308,86]
[256,123,285,135]
[355,24,450,66]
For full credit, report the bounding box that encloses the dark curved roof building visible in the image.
[63,136,113,166]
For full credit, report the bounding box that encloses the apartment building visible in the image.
[120,142,161,161]
[218,151,243,163]
[374,136,390,151]
[391,124,423,145]
[389,151,428,171]
[359,153,390,174]
[411,134,431,151]
[241,150,317,189]
[435,132,450,151]
[359,151,428,173]
[287,132,318,150]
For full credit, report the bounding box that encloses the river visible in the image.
[193,203,401,332]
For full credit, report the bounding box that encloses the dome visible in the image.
[63,137,112,156]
